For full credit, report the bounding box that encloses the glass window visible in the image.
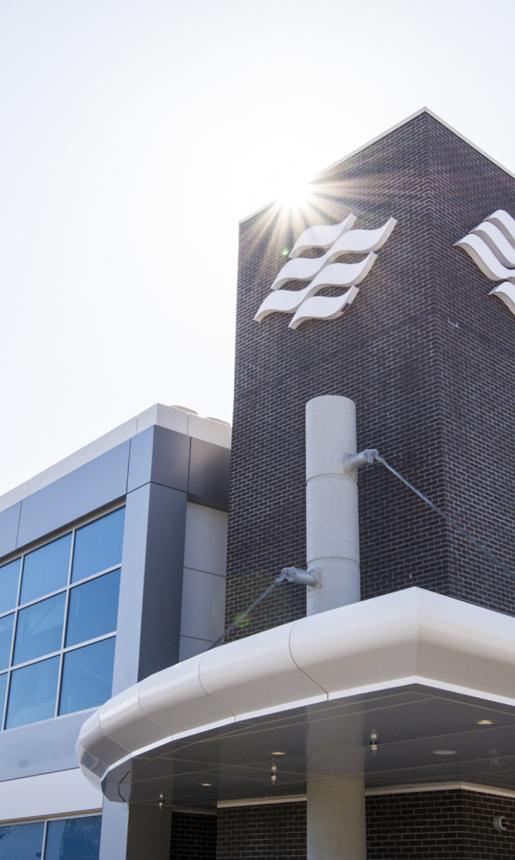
[21,534,71,605]
[0,821,44,859]
[14,593,65,665]
[0,558,20,614]
[45,816,101,860]
[59,639,115,715]
[6,656,59,728]
[0,614,14,670]
[72,509,124,583]
[66,571,120,647]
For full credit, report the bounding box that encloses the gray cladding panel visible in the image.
[138,483,187,681]
[189,439,230,511]
[0,502,21,558]
[17,442,130,548]
[0,710,93,781]
[113,483,187,694]
[127,426,190,494]
[181,568,225,641]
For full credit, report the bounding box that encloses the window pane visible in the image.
[45,816,101,860]
[0,821,44,859]
[66,571,120,647]
[21,534,71,604]
[59,639,115,715]
[6,656,59,728]
[0,673,6,720]
[0,558,20,614]
[0,614,14,670]
[14,594,65,665]
[72,509,124,583]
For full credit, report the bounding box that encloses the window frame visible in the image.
[0,812,102,860]
[0,504,124,731]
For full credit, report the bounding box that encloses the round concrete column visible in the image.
[305,395,366,858]
[307,774,366,860]
[305,395,360,615]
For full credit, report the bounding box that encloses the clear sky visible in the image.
[0,0,514,495]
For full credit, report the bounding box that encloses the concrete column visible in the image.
[307,775,366,860]
[305,395,366,859]
[305,395,360,615]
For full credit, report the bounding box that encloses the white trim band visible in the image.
[0,768,102,825]
[217,783,515,809]
[77,587,515,788]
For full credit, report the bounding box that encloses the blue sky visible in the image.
[0,0,514,494]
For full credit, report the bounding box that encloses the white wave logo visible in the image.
[455,210,515,317]
[254,213,397,330]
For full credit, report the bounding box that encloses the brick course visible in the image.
[170,811,217,859]
[366,790,515,859]
[216,803,306,860]
[213,792,515,859]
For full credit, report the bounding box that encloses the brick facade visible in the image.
[216,803,307,860]
[211,792,515,859]
[226,111,515,640]
[366,790,515,859]
[170,812,217,859]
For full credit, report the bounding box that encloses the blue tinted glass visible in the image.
[14,593,65,665]
[0,558,20,614]
[0,821,44,858]
[72,509,124,583]
[21,534,71,604]
[0,673,6,720]
[45,816,101,860]
[59,639,115,715]
[66,571,120,647]
[0,614,14,670]
[6,656,59,728]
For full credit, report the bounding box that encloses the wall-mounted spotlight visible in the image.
[493,814,512,833]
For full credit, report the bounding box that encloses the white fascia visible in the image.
[77,587,515,788]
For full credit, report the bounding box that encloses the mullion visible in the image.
[54,530,76,717]
[41,819,48,860]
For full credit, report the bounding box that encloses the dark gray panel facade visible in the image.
[189,439,230,511]
[113,481,187,695]
[99,798,172,860]
[127,426,190,494]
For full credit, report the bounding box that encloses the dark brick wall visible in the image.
[367,790,515,859]
[213,792,515,859]
[170,811,217,859]
[216,803,306,860]
[226,111,515,638]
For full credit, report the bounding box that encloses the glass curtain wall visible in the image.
[0,815,101,859]
[0,507,124,730]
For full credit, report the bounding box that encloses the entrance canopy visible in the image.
[77,588,515,809]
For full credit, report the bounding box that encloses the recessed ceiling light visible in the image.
[200,782,212,787]
[271,751,286,756]
[432,749,457,756]
[476,719,496,726]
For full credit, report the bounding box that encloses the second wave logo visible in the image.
[254,213,397,330]
[455,209,515,317]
